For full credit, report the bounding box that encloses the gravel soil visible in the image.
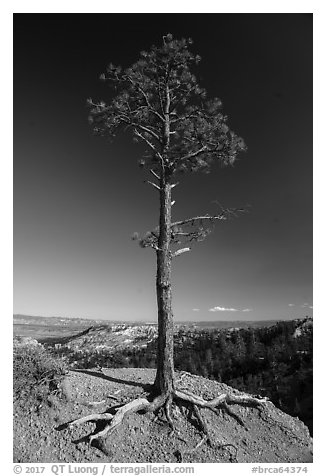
[13,368,313,463]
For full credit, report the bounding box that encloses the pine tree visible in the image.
[69,34,268,451]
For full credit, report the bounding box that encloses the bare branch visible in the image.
[171,214,227,228]
[150,169,160,181]
[172,247,191,258]
[134,129,164,162]
[133,123,161,142]
[171,231,193,237]
[178,146,208,163]
[145,180,160,191]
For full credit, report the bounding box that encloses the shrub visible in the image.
[13,343,68,408]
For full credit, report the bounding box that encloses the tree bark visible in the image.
[154,179,175,394]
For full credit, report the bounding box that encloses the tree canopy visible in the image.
[87,34,246,178]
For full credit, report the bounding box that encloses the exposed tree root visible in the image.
[89,394,167,443]
[68,412,114,426]
[174,388,268,408]
[192,404,212,445]
[66,386,268,457]
[220,402,246,427]
[164,395,175,434]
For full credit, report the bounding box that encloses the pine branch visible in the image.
[124,73,165,123]
[171,214,227,228]
[178,146,208,163]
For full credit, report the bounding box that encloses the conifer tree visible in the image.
[69,34,268,451]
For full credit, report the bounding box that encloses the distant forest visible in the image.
[51,319,313,435]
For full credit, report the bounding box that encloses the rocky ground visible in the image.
[13,368,313,463]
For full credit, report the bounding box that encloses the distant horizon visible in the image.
[13,312,313,323]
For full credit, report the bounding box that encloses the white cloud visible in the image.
[242,308,252,312]
[192,308,200,312]
[209,306,239,312]
[301,303,313,308]
[288,304,295,307]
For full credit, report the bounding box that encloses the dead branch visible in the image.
[150,169,160,181]
[172,247,191,258]
[145,180,160,191]
[134,129,164,165]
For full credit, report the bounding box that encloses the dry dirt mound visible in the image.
[13,368,313,463]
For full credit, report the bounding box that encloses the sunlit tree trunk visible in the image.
[154,179,175,394]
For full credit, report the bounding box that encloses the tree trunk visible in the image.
[154,179,175,394]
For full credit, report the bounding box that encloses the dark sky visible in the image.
[14,13,313,321]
